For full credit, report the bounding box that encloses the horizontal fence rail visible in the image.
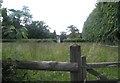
[2,60,119,71]
[2,60,78,71]
[87,68,109,80]
[87,62,120,68]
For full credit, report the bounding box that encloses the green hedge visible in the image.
[2,39,57,43]
[63,38,86,42]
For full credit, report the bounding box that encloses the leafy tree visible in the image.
[26,21,51,39]
[22,5,32,25]
[0,0,3,22]
[0,0,3,8]
[1,8,30,39]
[0,0,2,39]
[67,25,79,38]
[82,2,118,44]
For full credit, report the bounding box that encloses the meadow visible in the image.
[2,42,119,81]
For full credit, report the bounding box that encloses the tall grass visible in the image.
[2,42,118,81]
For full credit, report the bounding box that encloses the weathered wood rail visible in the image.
[2,60,119,71]
[2,45,120,81]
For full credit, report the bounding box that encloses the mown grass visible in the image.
[2,42,119,81]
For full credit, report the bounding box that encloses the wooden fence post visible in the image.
[70,45,82,81]
[82,56,87,82]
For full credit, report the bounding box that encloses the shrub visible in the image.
[2,58,30,81]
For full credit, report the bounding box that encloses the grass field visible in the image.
[2,42,119,81]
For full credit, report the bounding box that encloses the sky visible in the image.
[2,0,97,35]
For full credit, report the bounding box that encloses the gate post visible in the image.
[82,56,87,82]
[70,45,82,81]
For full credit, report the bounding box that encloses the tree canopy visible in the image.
[26,21,51,39]
[82,2,119,44]
[67,25,80,38]
[1,8,30,39]
[1,4,55,39]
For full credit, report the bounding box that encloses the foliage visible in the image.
[1,6,32,39]
[0,0,3,8]
[1,6,55,39]
[26,21,51,39]
[2,58,31,81]
[22,5,32,25]
[1,2,56,39]
[67,25,80,38]
[0,2,58,40]
[0,0,3,25]
[82,2,119,45]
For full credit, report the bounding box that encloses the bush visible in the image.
[2,58,30,81]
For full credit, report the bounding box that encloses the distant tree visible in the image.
[51,30,57,39]
[60,31,67,42]
[0,0,3,22]
[67,25,79,38]
[0,0,3,8]
[26,21,51,39]
[22,6,32,25]
[0,0,3,39]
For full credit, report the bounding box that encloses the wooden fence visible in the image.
[2,45,120,82]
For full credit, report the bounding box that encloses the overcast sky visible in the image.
[2,0,97,34]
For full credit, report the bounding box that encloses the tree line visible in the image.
[1,6,57,39]
[0,0,81,41]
